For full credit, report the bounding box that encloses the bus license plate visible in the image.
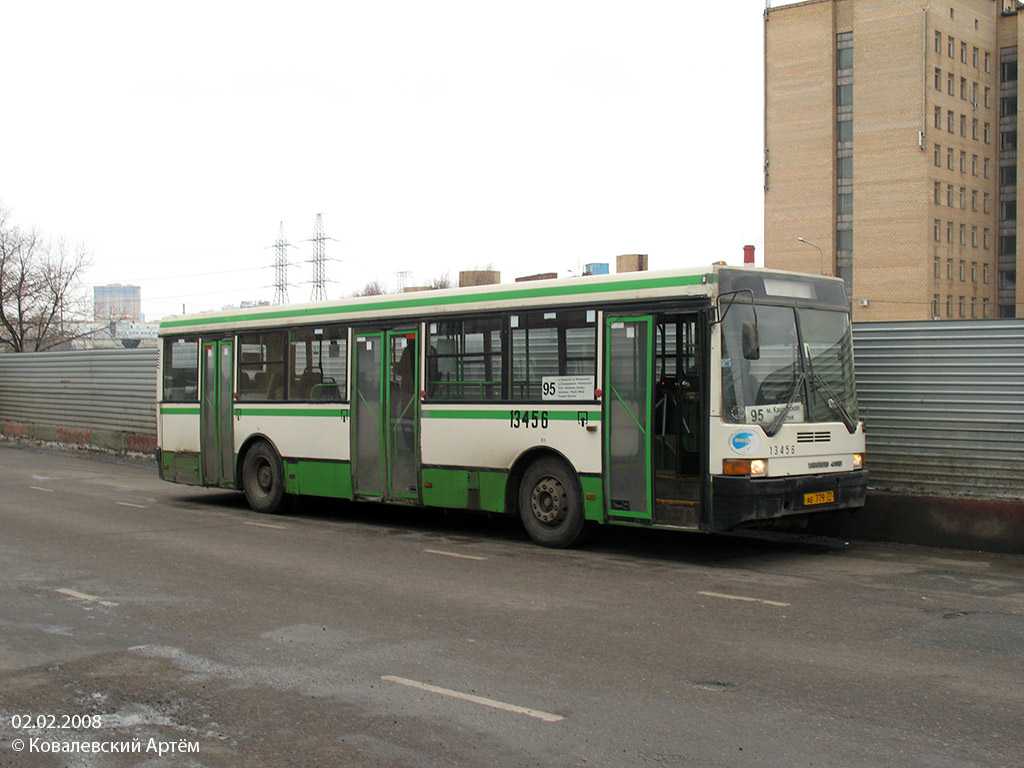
[803,491,835,506]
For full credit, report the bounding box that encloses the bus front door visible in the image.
[352,330,420,501]
[200,339,234,487]
[604,316,653,523]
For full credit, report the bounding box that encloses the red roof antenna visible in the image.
[743,244,755,266]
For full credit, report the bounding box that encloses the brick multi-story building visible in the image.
[765,0,1024,320]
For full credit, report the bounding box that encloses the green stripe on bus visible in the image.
[234,408,351,418]
[159,273,712,330]
[161,406,200,415]
[422,409,601,421]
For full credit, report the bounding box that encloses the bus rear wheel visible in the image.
[518,457,585,548]
[242,441,291,514]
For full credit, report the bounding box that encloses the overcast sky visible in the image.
[2,1,800,321]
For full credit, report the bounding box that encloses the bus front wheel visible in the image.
[242,441,290,514]
[518,458,585,548]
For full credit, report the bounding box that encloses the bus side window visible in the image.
[162,337,199,401]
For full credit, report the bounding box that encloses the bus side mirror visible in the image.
[742,321,760,360]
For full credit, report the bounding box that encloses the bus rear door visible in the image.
[200,338,234,487]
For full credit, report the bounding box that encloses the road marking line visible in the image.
[243,521,287,530]
[56,588,119,607]
[698,591,790,607]
[30,486,54,492]
[381,675,564,722]
[115,501,147,509]
[423,549,486,561]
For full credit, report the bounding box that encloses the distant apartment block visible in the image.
[94,284,141,322]
[765,0,1024,320]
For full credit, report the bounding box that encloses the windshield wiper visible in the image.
[812,373,858,434]
[764,370,807,437]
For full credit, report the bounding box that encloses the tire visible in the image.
[518,457,585,548]
[241,441,292,514]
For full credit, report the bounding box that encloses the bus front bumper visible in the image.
[709,470,868,531]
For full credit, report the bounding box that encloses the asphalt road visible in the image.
[0,441,1021,767]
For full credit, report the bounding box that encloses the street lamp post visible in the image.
[797,237,825,275]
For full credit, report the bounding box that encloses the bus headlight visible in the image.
[750,459,767,476]
[853,453,864,470]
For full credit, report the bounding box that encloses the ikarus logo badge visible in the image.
[729,430,761,455]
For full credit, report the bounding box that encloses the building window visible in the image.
[1002,96,1018,118]
[947,258,954,278]
[973,47,979,68]
[972,119,978,140]
[933,295,941,317]
[961,77,968,100]
[934,219,942,241]
[947,222,954,243]
[971,297,977,318]
[935,68,942,90]
[972,190,978,211]
[948,36,954,58]
[837,84,852,106]
[947,110,954,132]
[960,114,967,135]
[1000,199,1016,221]
[972,82,978,105]
[934,181,942,203]
[1002,131,1017,151]
[948,72,955,95]
[960,151,966,172]
[972,227,978,247]
[934,256,940,278]
[934,106,941,128]
[838,156,853,178]
[984,157,990,178]
[983,298,990,317]
[838,193,853,214]
[935,144,942,166]
[837,119,852,141]
[959,225,966,246]
[972,154,978,175]
[959,259,966,280]
[947,147,954,169]
[984,263,990,283]
[935,31,942,53]
[838,47,853,69]
[985,52,991,73]
[984,192,990,213]
[947,184,954,206]
[946,295,953,316]
[1002,58,1017,82]
[959,296,965,318]
[984,122,990,143]
[960,186,966,208]
[984,228,990,249]
[971,261,978,281]
[961,42,967,63]
[985,87,991,109]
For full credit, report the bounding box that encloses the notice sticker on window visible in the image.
[542,376,595,401]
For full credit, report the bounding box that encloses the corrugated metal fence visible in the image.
[0,348,157,437]
[1,322,1023,501]
[853,319,1024,500]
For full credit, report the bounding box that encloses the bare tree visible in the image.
[353,279,389,297]
[0,207,92,352]
[429,272,454,290]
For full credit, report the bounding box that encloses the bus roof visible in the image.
[157,265,842,335]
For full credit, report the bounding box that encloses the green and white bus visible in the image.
[157,265,867,547]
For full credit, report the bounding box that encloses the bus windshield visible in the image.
[720,303,858,433]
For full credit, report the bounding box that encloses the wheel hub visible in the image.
[531,477,566,525]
